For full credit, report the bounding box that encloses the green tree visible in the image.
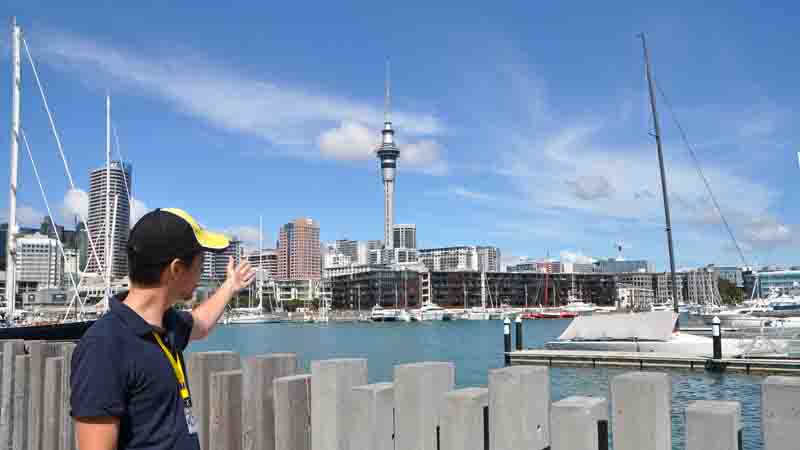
[718,277,743,305]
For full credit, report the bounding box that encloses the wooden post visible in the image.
[187,351,241,450]
[41,357,64,450]
[242,353,297,450]
[59,343,77,450]
[274,374,312,450]
[26,342,61,450]
[0,340,25,450]
[209,370,243,450]
[12,355,29,450]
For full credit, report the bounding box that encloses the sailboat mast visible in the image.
[259,215,263,310]
[640,33,680,317]
[6,17,21,320]
[105,96,111,295]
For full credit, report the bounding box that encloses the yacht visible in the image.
[226,310,283,324]
[370,304,399,322]
[562,297,597,315]
[411,302,447,321]
[546,311,746,357]
[462,307,491,320]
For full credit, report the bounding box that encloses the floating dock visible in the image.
[510,349,800,375]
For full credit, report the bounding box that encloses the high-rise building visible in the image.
[277,218,321,281]
[476,246,500,272]
[418,246,480,272]
[392,224,416,249]
[376,64,400,250]
[594,258,653,274]
[16,233,63,288]
[85,160,132,279]
[245,248,279,280]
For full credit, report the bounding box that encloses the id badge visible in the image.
[184,407,199,435]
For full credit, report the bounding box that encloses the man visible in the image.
[71,208,255,450]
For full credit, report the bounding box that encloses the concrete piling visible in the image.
[611,372,671,450]
[712,316,722,360]
[274,374,312,450]
[762,376,800,450]
[489,365,550,450]
[551,396,609,450]
[59,343,77,450]
[26,342,61,450]
[12,355,29,450]
[348,382,395,450]
[243,353,298,450]
[209,370,244,450]
[685,400,741,450]
[394,361,455,450]
[0,340,25,450]
[515,316,523,351]
[311,358,368,450]
[187,351,241,450]
[439,387,489,450]
[41,357,64,450]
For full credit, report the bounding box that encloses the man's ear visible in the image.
[167,259,183,280]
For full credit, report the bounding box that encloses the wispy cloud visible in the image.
[31,28,448,173]
[449,186,497,202]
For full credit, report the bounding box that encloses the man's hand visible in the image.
[190,257,256,341]
[224,257,256,291]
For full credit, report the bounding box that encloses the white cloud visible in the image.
[226,226,261,248]
[33,29,447,172]
[60,188,88,221]
[17,205,44,227]
[449,186,496,202]
[319,122,375,160]
[130,197,149,223]
[560,250,596,264]
[565,175,614,201]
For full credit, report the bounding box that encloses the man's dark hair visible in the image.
[128,250,201,286]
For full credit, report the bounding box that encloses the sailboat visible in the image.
[546,34,724,355]
[462,275,489,320]
[227,217,283,324]
[0,20,112,339]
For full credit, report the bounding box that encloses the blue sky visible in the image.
[1,2,798,270]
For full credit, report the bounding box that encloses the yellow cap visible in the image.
[161,208,230,251]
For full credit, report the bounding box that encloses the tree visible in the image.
[718,277,743,305]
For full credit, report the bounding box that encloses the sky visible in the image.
[0,2,798,270]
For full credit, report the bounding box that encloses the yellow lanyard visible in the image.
[152,332,190,402]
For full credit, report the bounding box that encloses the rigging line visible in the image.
[652,77,750,269]
[20,128,83,315]
[112,123,133,205]
[22,36,109,283]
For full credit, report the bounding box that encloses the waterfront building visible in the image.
[654,272,685,304]
[277,218,321,281]
[477,246,501,272]
[594,258,653,274]
[329,268,420,309]
[392,224,417,249]
[245,248,278,280]
[85,160,132,278]
[756,270,800,295]
[684,266,720,304]
[16,233,63,288]
[717,265,745,288]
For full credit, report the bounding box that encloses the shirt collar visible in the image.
[109,291,172,337]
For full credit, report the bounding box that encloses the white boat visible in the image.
[370,304,399,322]
[545,311,746,357]
[227,312,283,324]
[562,297,597,315]
[411,302,447,321]
[397,309,412,322]
[462,307,491,320]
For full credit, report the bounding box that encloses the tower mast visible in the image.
[377,59,400,250]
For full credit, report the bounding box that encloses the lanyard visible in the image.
[152,332,192,407]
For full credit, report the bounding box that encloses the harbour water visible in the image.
[189,318,765,449]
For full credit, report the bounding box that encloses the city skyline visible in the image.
[1,3,798,272]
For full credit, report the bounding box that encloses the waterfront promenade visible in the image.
[2,339,800,450]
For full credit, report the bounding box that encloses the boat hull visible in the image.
[0,320,95,341]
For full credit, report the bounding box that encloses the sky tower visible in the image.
[377,61,400,249]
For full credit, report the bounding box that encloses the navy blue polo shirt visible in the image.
[71,293,200,450]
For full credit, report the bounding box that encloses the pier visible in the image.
[1,339,800,449]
